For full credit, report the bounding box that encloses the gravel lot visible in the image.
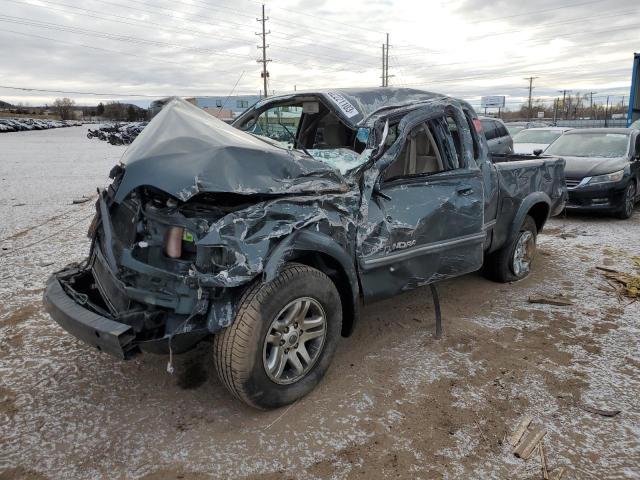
[1,127,639,479]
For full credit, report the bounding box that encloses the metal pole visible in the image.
[256,5,271,98]
[527,77,534,122]
[385,33,390,87]
[381,43,386,87]
[261,5,268,98]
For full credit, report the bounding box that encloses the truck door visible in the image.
[357,106,485,301]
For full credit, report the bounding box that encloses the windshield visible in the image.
[545,132,630,158]
[241,103,370,174]
[513,129,563,144]
[506,125,525,135]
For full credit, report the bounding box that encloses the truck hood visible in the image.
[561,155,630,179]
[114,97,347,203]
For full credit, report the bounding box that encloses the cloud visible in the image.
[0,0,635,109]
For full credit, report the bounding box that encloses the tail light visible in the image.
[473,118,483,133]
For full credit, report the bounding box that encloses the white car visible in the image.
[512,127,573,154]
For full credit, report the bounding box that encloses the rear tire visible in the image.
[483,215,538,283]
[616,182,636,219]
[213,263,342,409]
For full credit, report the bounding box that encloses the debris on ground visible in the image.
[510,416,569,480]
[71,196,92,205]
[513,425,547,459]
[578,403,621,417]
[596,266,640,298]
[527,294,574,306]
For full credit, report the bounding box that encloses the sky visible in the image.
[0,0,637,111]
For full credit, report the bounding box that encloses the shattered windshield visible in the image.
[244,105,303,148]
[241,103,369,174]
[545,133,630,158]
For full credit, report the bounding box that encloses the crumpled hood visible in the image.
[562,155,629,179]
[114,97,347,203]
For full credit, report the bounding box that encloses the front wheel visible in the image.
[213,263,342,409]
[483,215,538,283]
[616,182,636,219]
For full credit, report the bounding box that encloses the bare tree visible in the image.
[52,97,75,120]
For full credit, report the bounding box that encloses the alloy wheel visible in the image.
[263,297,327,385]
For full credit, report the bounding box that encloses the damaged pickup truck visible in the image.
[44,89,566,409]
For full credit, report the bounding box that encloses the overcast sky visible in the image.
[0,0,637,109]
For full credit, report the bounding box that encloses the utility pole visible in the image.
[605,95,610,127]
[525,77,538,122]
[385,33,390,87]
[588,91,597,120]
[553,98,559,124]
[381,43,386,87]
[256,4,271,98]
[558,90,571,120]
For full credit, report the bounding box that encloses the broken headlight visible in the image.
[200,246,239,271]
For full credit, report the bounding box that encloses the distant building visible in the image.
[195,95,261,120]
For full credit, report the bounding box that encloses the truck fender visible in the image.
[263,230,361,336]
[508,192,552,241]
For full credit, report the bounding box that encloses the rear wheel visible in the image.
[617,182,636,219]
[483,215,538,283]
[213,263,342,409]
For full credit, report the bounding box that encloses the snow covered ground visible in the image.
[1,127,639,479]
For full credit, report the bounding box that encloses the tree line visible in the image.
[48,98,148,121]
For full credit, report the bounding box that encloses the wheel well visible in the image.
[527,202,550,233]
[288,252,357,337]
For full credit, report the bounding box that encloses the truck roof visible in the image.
[253,87,454,127]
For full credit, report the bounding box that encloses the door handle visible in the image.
[456,185,474,196]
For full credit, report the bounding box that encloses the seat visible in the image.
[411,125,443,174]
[321,122,347,148]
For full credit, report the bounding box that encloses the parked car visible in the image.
[0,117,81,132]
[512,127,573,154]
[44,90,566,409]
[631,119,640,130]
[545,128,640,218]
[480,116,513,154]
[505,121,548,136]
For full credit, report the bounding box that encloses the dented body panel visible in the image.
[44,90,566,359]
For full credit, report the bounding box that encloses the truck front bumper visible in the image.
[43,264,214,359]
[44,274,139,359]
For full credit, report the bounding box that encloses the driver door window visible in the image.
[383,119,457,181]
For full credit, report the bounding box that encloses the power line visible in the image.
[393,8,638,58]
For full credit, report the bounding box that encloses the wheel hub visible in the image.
[512,230,535,276]
[262,297,327,385]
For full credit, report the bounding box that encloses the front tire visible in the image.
[483,215,538,283]
[213,263,342,409]
[616,182,636,219]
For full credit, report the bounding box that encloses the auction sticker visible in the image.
[326,91,359,118]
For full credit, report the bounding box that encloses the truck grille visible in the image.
[92,247,130,315]
[565,178,582,189]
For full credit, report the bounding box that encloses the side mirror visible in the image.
[533,148,543,156]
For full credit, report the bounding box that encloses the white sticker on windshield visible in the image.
[326,91,359,118]
[605,134,627,138]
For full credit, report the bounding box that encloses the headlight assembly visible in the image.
[587,170,624,185]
